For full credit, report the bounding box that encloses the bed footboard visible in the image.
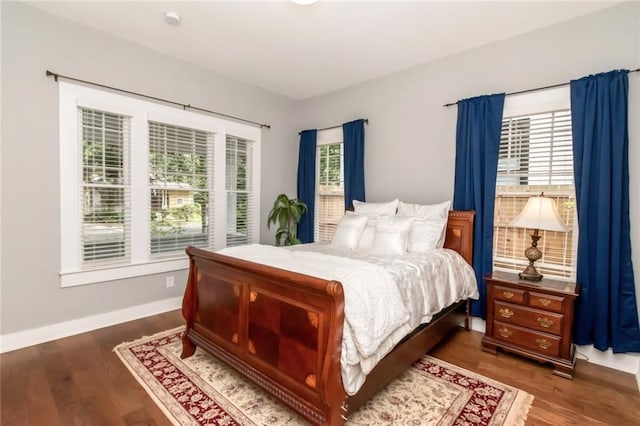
[181,246,348,425]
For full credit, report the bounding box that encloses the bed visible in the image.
[181,209,476,425]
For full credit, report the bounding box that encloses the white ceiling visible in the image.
[28,1,618,100]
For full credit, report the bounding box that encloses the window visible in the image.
[81,108,130,264]
[226,135,255,247]
[315,128,344,242]
[493,89,577,279]
[148,121,213,255]
[59,82,260,287]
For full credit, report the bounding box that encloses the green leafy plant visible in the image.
[267,193,307,246]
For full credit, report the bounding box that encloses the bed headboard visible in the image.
[443,210,475,265]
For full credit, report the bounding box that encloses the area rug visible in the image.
[115,327,533,425]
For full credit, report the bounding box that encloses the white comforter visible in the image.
[217,243,479,395]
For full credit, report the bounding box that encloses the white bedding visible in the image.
[217,243,479,395]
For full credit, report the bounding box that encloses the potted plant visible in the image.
[267,193,307,246]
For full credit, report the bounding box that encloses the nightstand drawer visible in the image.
[494,285,525,304]
[493,321,561,357]
[529,292,565,313]
[494,301,563,334]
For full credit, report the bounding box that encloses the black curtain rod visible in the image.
[45,70,271,129]
[443,67,640,107]
[298,118,368,135]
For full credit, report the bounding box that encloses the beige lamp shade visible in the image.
[509,194,568,232]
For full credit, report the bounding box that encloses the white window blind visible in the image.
[315,142,344,242]
[225,135,254,247]
[148,121,213,255]
[493,109,578,279]
[81,108,131,266]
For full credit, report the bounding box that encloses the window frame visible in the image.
[59,82,261,287]
[492,87,578,281]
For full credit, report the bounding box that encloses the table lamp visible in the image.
[509,192,568,281]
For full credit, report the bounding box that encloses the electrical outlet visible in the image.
[166,276,175,288]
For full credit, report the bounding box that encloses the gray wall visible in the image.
[0,2,299,334]
[297,2,640,316]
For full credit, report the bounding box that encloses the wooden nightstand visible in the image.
[481,271,579,379]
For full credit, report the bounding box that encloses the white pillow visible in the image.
[370,217,414,256]
[352,199,399,217]
[397,200,450,220]
[397,200,450,249]
[407,220,445,253]
[330,215,369,250]
[357,217,379,249]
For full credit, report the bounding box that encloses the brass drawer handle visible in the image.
[536,338,552,350]
[499,308,514,319]
[537,317,554,328]
[502,291,514,299]
[498,327,512,338]
[538,298,552,307]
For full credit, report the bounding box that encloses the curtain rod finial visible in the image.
[46,70,58,81]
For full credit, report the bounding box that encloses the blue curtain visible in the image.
[343,119,366,209]
[297,129,317,244]
[571,70,640,353]
[453,94,505,318]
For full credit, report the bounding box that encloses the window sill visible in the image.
[60,257,189,288]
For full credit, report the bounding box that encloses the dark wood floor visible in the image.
[2,310,639,425]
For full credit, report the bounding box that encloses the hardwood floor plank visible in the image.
[72,369,124,425]
[122,406,163,426]
[2,310,639,425]
[26,365,64,426]
[1,346,36,425]
[38,340,91,425]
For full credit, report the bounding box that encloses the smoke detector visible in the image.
[164,11,181,26]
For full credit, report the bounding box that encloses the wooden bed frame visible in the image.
[181,210,475,425]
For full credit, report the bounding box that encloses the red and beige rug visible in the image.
[115,327,533,425]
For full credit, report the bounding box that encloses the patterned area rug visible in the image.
[115,327,533,425]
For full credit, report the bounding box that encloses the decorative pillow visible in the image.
[330,215,369,250]
[397,200,450,220]
[407,220,445,253]
[397,200,450,249]
[369,217,414,256]
[352,199,399,217]
[357,217,379,249]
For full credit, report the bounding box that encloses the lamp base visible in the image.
[519,264,543,282]
[519,230,543,282]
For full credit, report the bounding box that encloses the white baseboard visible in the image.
[470,317,486,333]
[466,317,640,389]
[574,344,640,375]
[0,296,182,353]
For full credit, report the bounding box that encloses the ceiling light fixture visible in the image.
[291,0,319,5]
[164,11,181,26]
